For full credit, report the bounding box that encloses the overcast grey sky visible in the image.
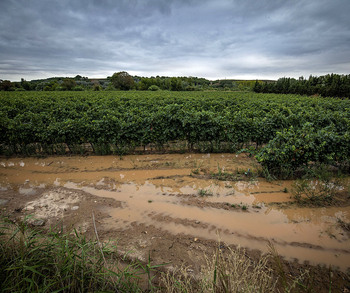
[1,0,349,81]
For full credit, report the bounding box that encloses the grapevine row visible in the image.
[1,91,349,176]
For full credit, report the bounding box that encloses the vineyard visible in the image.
[1,91,349,177]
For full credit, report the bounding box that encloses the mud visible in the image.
[1,154,350,290]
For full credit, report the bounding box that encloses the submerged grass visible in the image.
[191,163,258,183]
[198,189,213,197]
[211,164,257,181]
[291,164,348,206]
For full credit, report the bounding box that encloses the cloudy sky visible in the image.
[1,0,349,81]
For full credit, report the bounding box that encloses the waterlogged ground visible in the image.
[1,154,350,280]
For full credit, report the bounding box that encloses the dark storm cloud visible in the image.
[0,0,349,80]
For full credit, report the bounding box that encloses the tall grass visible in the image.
[157,246,277,293]
[0,216,334,292]
[156,244,320,293]
[0,216,143,292]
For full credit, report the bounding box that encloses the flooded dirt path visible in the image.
[0,154,349,272]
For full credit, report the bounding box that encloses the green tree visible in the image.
[62,79,76,91]
[0,80,14,91]
[111,71,135,90]
[253,80,262,93]
[170,77,183,91]
[20,78,31,90]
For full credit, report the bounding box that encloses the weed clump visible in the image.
[198,189,213,197]
[291,165,346,206]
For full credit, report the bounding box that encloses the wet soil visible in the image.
[1,153,349,292]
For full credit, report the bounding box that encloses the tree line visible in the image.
[253,74,350,98]
[2,72,349,97]
[0,72,261,92]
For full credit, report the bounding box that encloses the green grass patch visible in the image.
[198,189,213,197]
[0,216,145,292]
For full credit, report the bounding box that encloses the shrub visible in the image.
[256,123,350,178]
[148,85,160,91]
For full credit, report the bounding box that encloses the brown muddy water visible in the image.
[0,153,349,271]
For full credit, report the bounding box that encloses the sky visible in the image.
[0,0,349,81]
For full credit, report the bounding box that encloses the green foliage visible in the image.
[0,91,349,178]
[255,73,350,98]
[0,216,144,292]
[6,72,348,94]
[62,78,76,91]
[291,178,341,205]
[148,85,160,91]
[291,164,345,205]
[208,164,255,181]
[198,189,213,196]
[110,71,135,90]
[0,80,14,91]
[256,123,350,178]
[73,85,84,91]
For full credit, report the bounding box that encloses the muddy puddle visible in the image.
[0,154,349,271]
